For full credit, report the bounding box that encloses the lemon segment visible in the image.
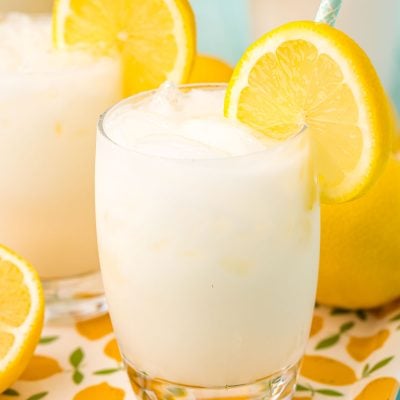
[0,245,44,392]
[225,21,392,203]
[52,0,196,95]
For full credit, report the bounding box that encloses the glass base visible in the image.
[43,271,107,322]
[126,360,299,400]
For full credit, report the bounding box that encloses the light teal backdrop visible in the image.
[190,0,251,65]
[191,0,400,111]
[393,38,400,109]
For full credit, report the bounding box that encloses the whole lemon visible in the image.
[188,54,233,83]
[317,154,400,309]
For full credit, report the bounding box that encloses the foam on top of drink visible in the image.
[0,13,114,74]
[103,83,276,159]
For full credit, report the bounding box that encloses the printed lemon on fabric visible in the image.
[346,330,390,361]
[0,245,44,393]
[104,338,122,363]
[224,21,392,203]
[309,315,324,337]
[354,377,399,400]
[19,355,62,381]
[75,314,113,340]
[300,355,357,386]
[74,382,125,400]
[53,0,196,95]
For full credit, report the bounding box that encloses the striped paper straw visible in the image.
[315,0,343,26]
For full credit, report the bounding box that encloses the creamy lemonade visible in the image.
[0,13,122,318]
[96,84,320,392]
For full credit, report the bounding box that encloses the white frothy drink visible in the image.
[96,84,320,387]
[0,13,121,279]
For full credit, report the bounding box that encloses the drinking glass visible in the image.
[0,14,122,320]
[96,84,320,400]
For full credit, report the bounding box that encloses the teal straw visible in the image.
[315,0,343,26]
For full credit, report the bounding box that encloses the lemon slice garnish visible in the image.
[225,21,392,203]
[53,0,196,96]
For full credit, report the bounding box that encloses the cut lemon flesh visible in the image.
[0,245,44,392]
[225,21,392,203]
[53,0,196,95]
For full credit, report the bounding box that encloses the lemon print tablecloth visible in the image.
[3,304,400,400]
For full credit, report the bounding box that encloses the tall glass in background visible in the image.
[96,84,320,400]
[0,0,53,13]
[249,0,398,96]
[191,0,399,108]
[0,14,122,320]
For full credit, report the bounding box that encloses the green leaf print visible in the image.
[315,388,344,396]
[355,309,368,321]
[367,356,394,375]
[1,388,19,396]
[315,320,354,350]
[296,383,310,392]
[73,370,84,384]
[70,347,84,368]
[362,363,370,378]
[69,347,85,384]
[362,356,394,378]
[339,321,355,333]
[39,336,59,345]
[330,308,367,320]
[316,334,340,350]
[296,383,344,397]
[26,393,48,400]
[93,368,122,375]
[331,308,351,315]
[390,313,400,322]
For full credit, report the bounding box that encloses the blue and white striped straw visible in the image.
[315,0,343,26]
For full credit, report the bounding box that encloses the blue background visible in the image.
[191,0,250,65]
[191,0,400,111]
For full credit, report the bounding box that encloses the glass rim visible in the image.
[97,82,307,163]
